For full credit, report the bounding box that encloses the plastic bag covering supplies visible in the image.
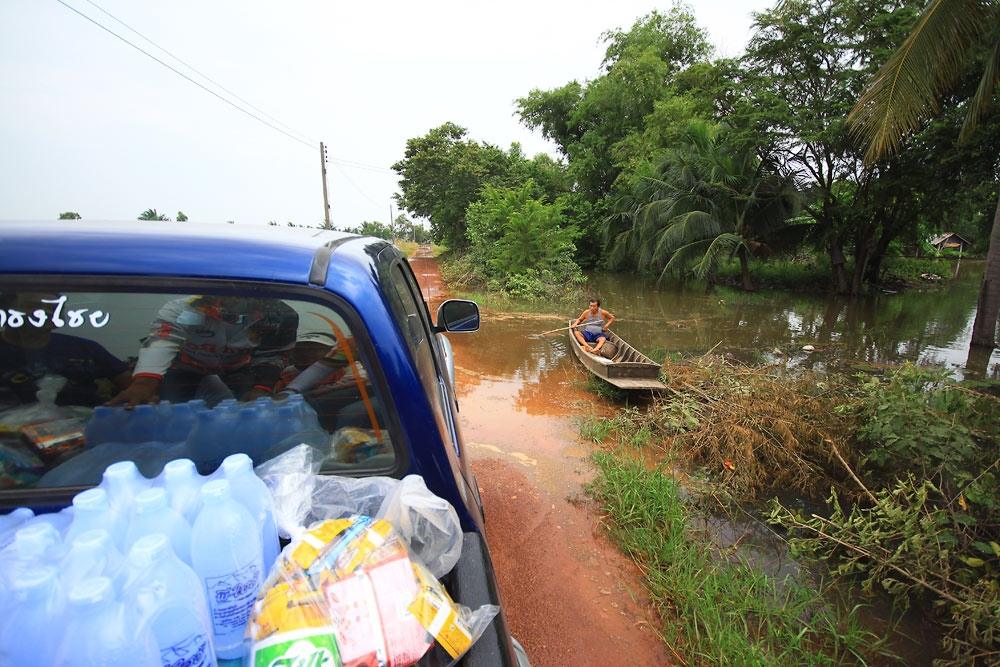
[256,445,463,579]
[248,516,499,667]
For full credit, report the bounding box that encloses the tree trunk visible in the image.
[738,247,755,291]
[829,240,849,294]
[970,191,1000,348]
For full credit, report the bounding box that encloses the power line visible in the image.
[53,0,315,150]
[78,0,317,146]
[55,0,397,206]
[331,163,383,208]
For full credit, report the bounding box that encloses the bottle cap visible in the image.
[15,523,61,558]
[103,460,141,484]
[128,533,171,566]
[200,479,231,503]
[68,576,113,606]
[133,488,168,514]
[8,507,35,522]
[11,565,58,593]
[221,453,253,476]
[72,487,109,511]
[163,458,197,480]
[71,529,112,553]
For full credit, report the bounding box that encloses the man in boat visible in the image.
[573,299,615,354]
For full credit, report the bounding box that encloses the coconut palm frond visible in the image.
[848,0,989,163]
[691,233,743,280]
[657,210,720,258]
[959,28,1000,141]
[658,239,714,285]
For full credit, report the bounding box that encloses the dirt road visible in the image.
[408,254,669,666]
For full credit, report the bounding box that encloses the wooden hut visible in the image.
[929,232,970,253]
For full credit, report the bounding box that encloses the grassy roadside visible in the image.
[590,451,890,666]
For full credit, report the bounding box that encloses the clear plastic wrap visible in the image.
[247,515,498,667]
[256,445,463,578]
[0,375,84,432]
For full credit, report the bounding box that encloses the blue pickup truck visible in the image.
[0,221,519,666]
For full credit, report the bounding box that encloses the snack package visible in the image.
[248,516,498,667]
[21,417,86,461]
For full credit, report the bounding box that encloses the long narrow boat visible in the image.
[567,321,666,390]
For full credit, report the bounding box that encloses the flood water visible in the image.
[592,259,999,380]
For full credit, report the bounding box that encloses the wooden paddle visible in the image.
[530,321,619,338]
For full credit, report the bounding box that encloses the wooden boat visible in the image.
[567,321,666,390]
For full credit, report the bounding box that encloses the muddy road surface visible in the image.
[408,255,669,666]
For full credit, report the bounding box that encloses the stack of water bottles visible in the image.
[0,454,280,666]
[40,395,323,487]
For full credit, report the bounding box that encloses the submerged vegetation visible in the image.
[585,359,1000,665]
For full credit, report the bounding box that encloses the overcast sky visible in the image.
[0,0,774,229]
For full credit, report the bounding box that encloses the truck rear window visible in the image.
[0,290,393,491]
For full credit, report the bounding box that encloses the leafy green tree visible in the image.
[138,209,169,221]
[609,121,802,290]
[343,220,393,240]
[517,5,712,206]
[465,181,582,295]
[176,211,188,222]
[392,123,514,248]
[848,0,1000,347]
[58,211,81,220]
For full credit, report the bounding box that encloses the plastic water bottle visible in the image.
[191,479,263,660]
[85,406,126,448]
[55,576,159,667]
[123,404,159,443]
[102,460,150,515]
[125,487,192,564]
[221,453,279,573]
[123,534,217,667]
[66,487,122,548]
[60,528,124,592]
[0,507,34,548]
[165,402,196,443]
[0,566,66,665]
[23,506,75,537]
[163,458,205,523]
[186,410,217,472]
[13,522,65,563]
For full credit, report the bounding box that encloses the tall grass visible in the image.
[590,451,893,666]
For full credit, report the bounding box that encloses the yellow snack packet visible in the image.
[407,563,474,659]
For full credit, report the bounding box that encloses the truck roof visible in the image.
[0,221,375,285]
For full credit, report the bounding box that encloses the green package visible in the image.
[252,627,342,667]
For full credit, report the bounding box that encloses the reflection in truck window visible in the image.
[0,291,394,493]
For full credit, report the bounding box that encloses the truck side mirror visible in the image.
[435,299,479,333]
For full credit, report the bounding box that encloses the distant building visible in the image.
[928,232,970,253]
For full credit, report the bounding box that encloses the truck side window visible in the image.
[385,265,450,436]
[0,290,394,493]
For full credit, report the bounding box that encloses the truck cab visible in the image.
[0,221,516,666]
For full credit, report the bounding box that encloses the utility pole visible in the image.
[389,203,394,242]
[319,142,331,229]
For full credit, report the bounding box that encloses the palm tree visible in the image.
[137,208,169,221]
[848,0,1000,347]
[608,121,803,290]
